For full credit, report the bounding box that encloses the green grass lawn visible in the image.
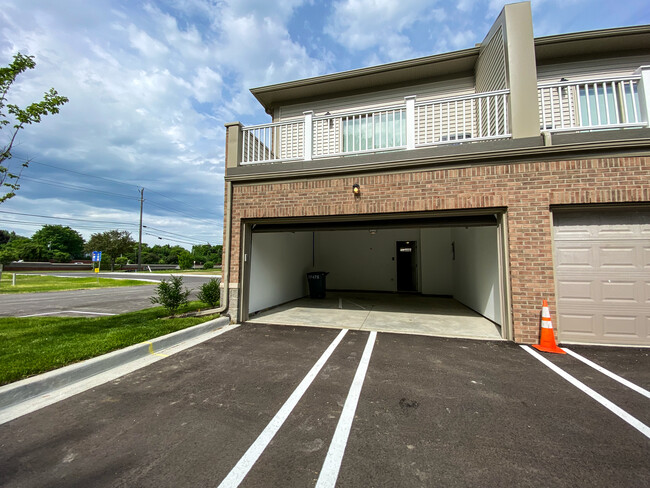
[0,274,153,294]
[0,302,219,385]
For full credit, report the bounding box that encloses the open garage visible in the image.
[240,212,511,340]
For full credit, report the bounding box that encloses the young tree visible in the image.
[1,53,68,203]
[32,224,85,259]
[85,230,135,271]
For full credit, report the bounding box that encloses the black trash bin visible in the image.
[307,271,328,299]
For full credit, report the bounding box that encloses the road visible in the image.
[1,324,648,487]
[0,273,220,317]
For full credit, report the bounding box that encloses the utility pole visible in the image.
[138,187,144,272]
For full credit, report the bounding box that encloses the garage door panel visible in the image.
[559,313,597,336]
[553,208,650,346]
[601,280,638,303]
[554,245,594,268]
[602,315,640,338]
[598,246,638,268]
[557,280,595,302]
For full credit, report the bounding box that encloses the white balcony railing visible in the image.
[240,90,511,165]
[415,90,510,146]
[242,119,305,164]
[538,76,646,132]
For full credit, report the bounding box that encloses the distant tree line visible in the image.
[0,224,222,270]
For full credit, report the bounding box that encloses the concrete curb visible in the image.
[0,316,230,411]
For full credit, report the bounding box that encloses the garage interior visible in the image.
[242,213,510,340]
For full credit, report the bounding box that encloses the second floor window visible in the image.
[342,110,406,153]
[579,82,640,127]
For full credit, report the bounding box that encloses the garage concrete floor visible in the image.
[246,292,503,340]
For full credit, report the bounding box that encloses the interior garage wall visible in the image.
[249,231,313,314]
[451,226,502,324]
[420,227,453,295]
[314,228,419,291]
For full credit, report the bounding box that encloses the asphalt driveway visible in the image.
[1,324,648,487]
[0,273,220,317]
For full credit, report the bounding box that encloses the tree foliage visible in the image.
[32,224,84,259]
[178,251,193,270]
[85,230,135,271]
[1,53,68,203]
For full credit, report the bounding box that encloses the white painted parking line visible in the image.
[217,329,349,488]
[316,331,377,488]
[521,346,650,439]
[18,310,117,318]
[563,348,650,400]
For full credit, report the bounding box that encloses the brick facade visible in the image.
[223,156,650,343]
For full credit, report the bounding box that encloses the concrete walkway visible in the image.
[247,292,502,340]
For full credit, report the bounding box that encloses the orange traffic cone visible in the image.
[532,299,565,354]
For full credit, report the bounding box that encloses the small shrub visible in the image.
[197,278,220,307]
[203,261,214,270]
[115,256,128,270]
[150,275,190,314]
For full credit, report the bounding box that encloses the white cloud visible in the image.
[325,0,442,62]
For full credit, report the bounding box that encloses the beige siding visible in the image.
[278,77,475,121]
[475,26,506,93]
[536,55,649,84]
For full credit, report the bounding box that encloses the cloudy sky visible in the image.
[1,0,649,249]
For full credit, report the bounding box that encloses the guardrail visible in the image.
[240,90,511,165]
[538,76,646,132]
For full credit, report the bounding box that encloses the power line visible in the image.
[145,200,219,226]
[22,156,221,218]
[16,157,141,189]
[144,187,222,219]
[20,175,141,200]
[144,232,206,246]
[0,210,139,227]
[0,214,218,243]
[143,225,209,242]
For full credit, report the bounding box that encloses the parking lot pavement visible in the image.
[0,324,648,488]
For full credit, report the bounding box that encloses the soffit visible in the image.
[250,25,650,113]
[535,25,650,63]
[251,49,480,113]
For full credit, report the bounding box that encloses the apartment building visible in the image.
[220,2,650,346]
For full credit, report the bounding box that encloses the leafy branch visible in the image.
[1,53,68,203]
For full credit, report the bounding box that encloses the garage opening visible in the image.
[242,212,510,340]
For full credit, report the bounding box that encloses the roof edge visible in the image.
[250,47,480,97]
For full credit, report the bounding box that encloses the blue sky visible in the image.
[1,0,649,248]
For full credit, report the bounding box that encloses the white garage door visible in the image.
[553,208,650,346]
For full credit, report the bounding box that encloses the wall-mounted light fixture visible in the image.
[325,111,333,129]
[369,229,377,235]
[352,183,361,196]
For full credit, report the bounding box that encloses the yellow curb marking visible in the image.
[147,342,168,358]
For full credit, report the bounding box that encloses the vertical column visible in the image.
[224,122,243,173]
[635,66,650,125]
[404,95,416,150]
[503,2,540,139]
[303,111,313,161]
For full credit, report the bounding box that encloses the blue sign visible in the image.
[92,251,102,262]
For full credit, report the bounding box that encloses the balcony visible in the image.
[230,73,649,168]
[239,90,511,165]
[538,75,646,133]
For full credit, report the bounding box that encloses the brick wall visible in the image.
[224,156,650,342]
